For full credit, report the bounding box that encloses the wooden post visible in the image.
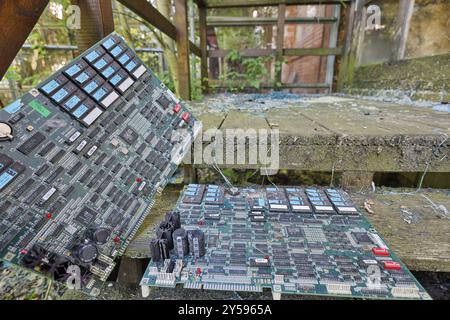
[175,0,191,100]
[71,0,114,53]
[199,4,209,93]
[275,4,286,90]
[337,0,365,92]
[0,0,49,80]
[395,0,414,60]
[325,4,341,93]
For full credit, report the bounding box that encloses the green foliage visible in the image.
[155,70,176,93]
[190,76,204,101]
[218,50,275,92]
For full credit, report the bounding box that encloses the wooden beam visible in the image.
[395,0,414,60]
[204,16,337,27]
[193,0,206,7]
[280,82,330,89]
[199,5,209,91]
[275,4,286,89]
[0,0,49,80]
[208,48,343,58]
[97,0,115,36]
[71,0,115,53]
[208,49,274,58]
[283,47,342,56]
[175,0,191,100]
[325,4,341,92]
[189,43,201,57]
[118,0,177,40]
[119,0,199,57]
[203,0,350,8]
[209,79,329,89]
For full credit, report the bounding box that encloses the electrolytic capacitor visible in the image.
[158,238,170,260]
[165,211,181,230]
[149,238,161,261]
[156,221,174,249]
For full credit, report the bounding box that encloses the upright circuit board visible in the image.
[141,185,431,300]
[0,33,199,295]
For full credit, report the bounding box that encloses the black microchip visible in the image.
[49,150,66,164]
[68,161,82,176]
[119,126,138,145]
[74,207,97,225]
[63,185,75,198]
[78,169,92,183]
[156,94,171,109]
[12,178,35,198]
[8,112,25,125]
[45,166,64,184]
[35,164,49,177]
[38,142,56,157]
[17,132,46,155]
[88,127,101,139]
[351,232,373,244]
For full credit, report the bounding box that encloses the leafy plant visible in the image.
[218,49,278,92]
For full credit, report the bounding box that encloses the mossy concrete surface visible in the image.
[351,54,450,102]
[186,94,449,173]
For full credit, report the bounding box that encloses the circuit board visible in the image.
[0,33,199,295]
[141,184,431,300]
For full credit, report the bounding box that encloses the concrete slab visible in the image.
[183,94,450,172]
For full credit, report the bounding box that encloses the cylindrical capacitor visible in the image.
[158,239,170,260]
[156,221,174,249]
[165,211,181,230]
[172,228,189,257]
[72,242,98,264]
[149,238,161,261]
[87,227,110,245]
[188,229,206,258]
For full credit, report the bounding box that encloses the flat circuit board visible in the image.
[141,184,431,300]
[0,33,199,295]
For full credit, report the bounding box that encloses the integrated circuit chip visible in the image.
[119,126,139,145]
[74,207,97,226]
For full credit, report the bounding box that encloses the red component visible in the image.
[265,255,270,260]
[136,177,143,183]
[20,249,28,255]
[181,112,190,122]
[196,267,202,275]
[173,104,182,114]
[46,213,52,219]
[197,219,205,226]
[114,236,121,244]
[373,247,390,256]
[383,261,401,270]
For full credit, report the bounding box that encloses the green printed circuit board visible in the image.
[141,184,431,300]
